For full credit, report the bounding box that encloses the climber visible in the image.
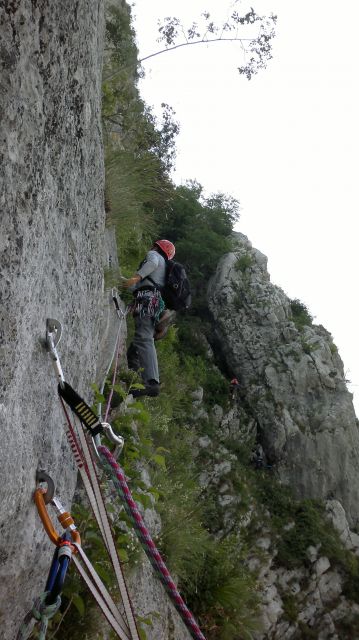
[229,377,240,401]
[121,239,176,397]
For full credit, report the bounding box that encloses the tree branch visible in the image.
[139,36,256,63]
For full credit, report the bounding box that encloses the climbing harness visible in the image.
[130,288,164,321]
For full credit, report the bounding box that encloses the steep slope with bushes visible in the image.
[96,2,358,639]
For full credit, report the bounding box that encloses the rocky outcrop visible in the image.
[247,497,359,639]
[208,233,359,527]
[193,395,359,639]
[0,2,105,637]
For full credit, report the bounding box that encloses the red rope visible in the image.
[98,445,207,640]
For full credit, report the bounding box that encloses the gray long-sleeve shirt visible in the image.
[134,249,166,290]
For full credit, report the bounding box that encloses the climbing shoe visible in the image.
[131,379,160,398]
[154,309,175,341]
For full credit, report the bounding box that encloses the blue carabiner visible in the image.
[45,530,72,605]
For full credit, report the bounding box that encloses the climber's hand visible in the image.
[120,275,141,289]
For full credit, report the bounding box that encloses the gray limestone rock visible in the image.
[128,561,192,640]
[0,1,105,637]
[208,234,359,526]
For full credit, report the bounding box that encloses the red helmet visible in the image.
[154,239,175,260]
[231,378,239,385]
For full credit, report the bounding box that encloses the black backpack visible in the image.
[162,260,191,311]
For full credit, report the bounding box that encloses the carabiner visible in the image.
[34,479,81,550]
[45,318,65,388]
[45,531,73,605]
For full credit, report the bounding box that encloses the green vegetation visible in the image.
[44,3,359,639]
[281,592,299,623]
[255,477,340,567]
[235,253,253,273]
[330,341,338,354]
[290,298,313,330]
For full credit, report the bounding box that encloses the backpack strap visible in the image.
[145,275,163,291]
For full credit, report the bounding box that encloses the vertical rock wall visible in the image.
[208,233,359,528]
[0,1,105,637]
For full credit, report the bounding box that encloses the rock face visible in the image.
[0,2,105,637]
[129,560,193,640]
[208,233,359,527]
[246,498,359,640]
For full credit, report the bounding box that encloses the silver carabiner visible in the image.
[46,318,65,389]
[92,424,124,461]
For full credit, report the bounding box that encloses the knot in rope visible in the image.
[18,592,62,640]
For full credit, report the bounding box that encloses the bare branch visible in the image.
[139,36,256,64]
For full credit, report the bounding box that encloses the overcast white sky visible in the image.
[132,0,359,415]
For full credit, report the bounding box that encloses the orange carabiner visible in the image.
[34,488,62,546]
[34,488,81,550]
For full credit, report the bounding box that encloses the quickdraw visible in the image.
[17,473,75,640]
[45,313,139,640]
[45,317,124,456]
[21,294,207,640]
[32,471,131,640]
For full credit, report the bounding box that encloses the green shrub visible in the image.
[235,254,253,272]
[282,593,299,623]
[330,342,338,354]
[188,536,259,638]
[290,298,313,330]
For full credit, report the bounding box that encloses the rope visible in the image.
[58,393,140,640]
[98,292,128,422]
[43,310,139,639]
[72,546,130,640]
[98,445,207,640]
[129,289,164,321]
[104,322,123,423]
[17,592,61,640]
[60,396,108,545]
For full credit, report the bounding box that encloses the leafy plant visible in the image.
[235,253,253,272]
[290,298,313,330]
[281,592,299,623]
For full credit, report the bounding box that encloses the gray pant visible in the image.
[132,314,159,384]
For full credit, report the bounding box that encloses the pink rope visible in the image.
[98,445,207,640]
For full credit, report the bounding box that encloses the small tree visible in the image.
[141,5,277,80]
